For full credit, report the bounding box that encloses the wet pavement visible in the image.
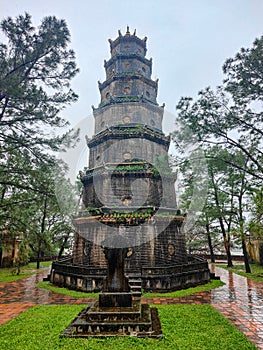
[0,268,92,325]
[0,265,263,349]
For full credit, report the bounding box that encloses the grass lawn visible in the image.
[37,281,99,298]
[216,262,263,283]
[0,261,51,283]
[0,304,256,350]
[37,279,224,299]
[143,280,224,298]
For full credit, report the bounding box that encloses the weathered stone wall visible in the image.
[93,102,164,134]
[99,75,158,105]
[105,56,152,80]
[82,172,176,209]
[50,256,210,292]
[89,137,168,168]
[72,217,185,268]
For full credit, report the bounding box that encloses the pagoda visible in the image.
[50,28,210,292]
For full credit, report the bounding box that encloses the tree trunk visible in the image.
[206,223,215,263]
[210,169,233,267]
[242,237,251,273]
[237,159,251,274]
[58,232,71,259]
[223,232,233,268]
[37,195,48,269]
[36,251,40,269]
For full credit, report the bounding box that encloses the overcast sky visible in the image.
[2,0,262,126]
[1,0,263,180]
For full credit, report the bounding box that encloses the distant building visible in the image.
[246,238,263,265]
[0,231,25,267]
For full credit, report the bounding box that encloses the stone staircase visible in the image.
[128,276,142,299]
[63,274,162,338]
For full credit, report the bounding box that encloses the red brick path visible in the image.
[0,265,263,349]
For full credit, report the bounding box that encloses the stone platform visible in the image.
[99,291,133,307]
[62,298,162,338]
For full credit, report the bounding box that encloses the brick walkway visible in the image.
[0,265,263,349]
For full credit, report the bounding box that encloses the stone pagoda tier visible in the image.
[83,27,176,212]
[50,28,211,292]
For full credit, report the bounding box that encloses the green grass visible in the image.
[37,279,224,299]
[37,281,99,298]
[0,261,51,283]
[216,262,263,283]
[0,304,255,350]
[143,280,224,298]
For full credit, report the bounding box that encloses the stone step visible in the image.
[130,286,142,291]
[62,305,162,338]
[129,280,142,285]
[128,278,142,284]
[129,285,142,295]
[128,276,142,298]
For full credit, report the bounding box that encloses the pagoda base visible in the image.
[50,255,211,292]
[99,292,133,307]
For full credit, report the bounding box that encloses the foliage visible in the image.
[223,36,263,104]
[0,261,51,283]
[0,13,79,261]
[173,36,263,269]
[153,154,175,177]
[0,304,255,349]
[1,160,77,266]
[37,281,99,298]
[215,262,263,283]
[36,279,223,299]
[0,13,79,160]
[248,187,263,238]
[143,279,224,298]
[174,36,263,181]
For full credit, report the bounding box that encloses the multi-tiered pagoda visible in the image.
[50,28,210,291]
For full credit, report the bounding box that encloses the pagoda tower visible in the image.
[50,28,210,292]
[83,27,176,212]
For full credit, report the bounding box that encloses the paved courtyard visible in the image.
[0,265,263,349]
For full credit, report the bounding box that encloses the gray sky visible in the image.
[1,0,262,131]
[1,0,262,210]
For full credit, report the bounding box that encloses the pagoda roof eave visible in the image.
[87,125,170,148]
[109,33,147,52]
[104,54,152,68]
[99,73,158,91]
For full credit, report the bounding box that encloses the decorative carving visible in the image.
[168,243,175,256]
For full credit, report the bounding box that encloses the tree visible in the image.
[10,161,77,268]
[174,36,263,181]
[173,36,262,270]
[223,36,263,104]
[176,146,235,266]
[248,187,263,239]
[0,13,79,185]
[175,149,219,260]
[175,140,256,270]
[0,13,79,264]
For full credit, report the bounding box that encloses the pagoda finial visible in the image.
[126,26,130,35]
